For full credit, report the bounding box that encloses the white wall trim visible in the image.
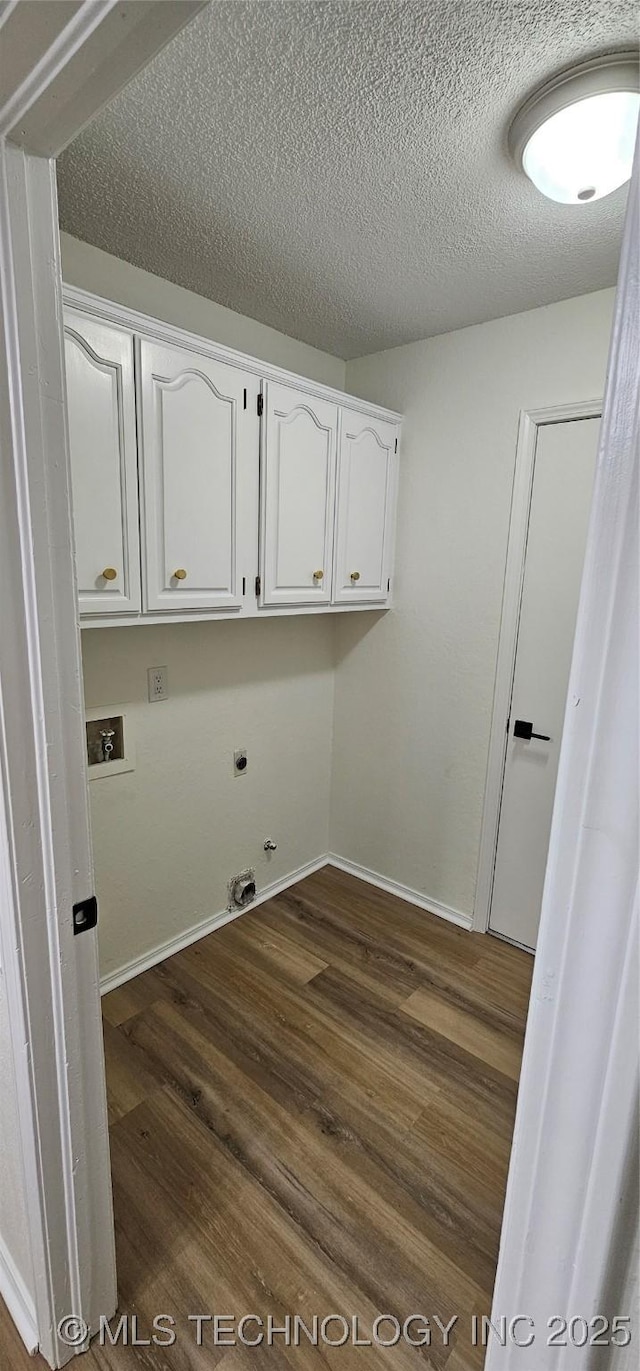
[1,2,205,157]
[474,397,602,935]
[327,854,472,929]
[0,0,120,141]
[100,856,331,995]
[0,1231,38,1357]
[63,284,402,424]
[100,851,473,995]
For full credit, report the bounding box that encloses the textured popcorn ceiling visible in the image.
[57,1,638,359]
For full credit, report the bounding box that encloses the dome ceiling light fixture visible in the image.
[509,52,640,204]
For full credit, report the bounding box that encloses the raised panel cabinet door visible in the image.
[64,311,141,615]
[333,410,398,604]
[138,339,253,612]
[260,382,338,606]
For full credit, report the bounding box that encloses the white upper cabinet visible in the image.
[63,290,401,625]
[64,311,141,615]
[332,409,398,604]
[259,381,338,606]
[138,338,255,612]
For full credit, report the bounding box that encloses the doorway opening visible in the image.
[1,5,635,1370]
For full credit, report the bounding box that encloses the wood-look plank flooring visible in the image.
[0,868,533,1370]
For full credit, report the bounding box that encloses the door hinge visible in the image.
[257,393,264,417]
[395,437,398,452]
[73,895,98,935]
[255,575,261,597]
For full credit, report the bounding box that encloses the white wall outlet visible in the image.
[147,666,168,702]
[234,748,248,775]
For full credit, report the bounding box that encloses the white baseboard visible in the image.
[326,853,473,930]
[100,851,473,995]
[0,1231,38,1356]
[99,855,330,995]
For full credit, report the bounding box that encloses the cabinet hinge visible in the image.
[255,575,261,597]
[257,393,264,417]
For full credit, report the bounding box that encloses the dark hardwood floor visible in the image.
[0,867,533,1369]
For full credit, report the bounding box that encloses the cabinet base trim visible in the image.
[326,853,473,930]
[82,602,391,630]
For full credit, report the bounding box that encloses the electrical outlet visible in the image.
[234,748,248,775]
[147,666,168,702]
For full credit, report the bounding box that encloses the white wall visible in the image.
[331,289,615,921]
[60,233,346,389]
[83,617,335,980]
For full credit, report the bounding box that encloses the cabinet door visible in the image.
[332,409,398,604]
[260,382,337,606]
[138,339,253,612]
[64,312,141,616]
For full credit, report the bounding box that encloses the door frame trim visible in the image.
[474,397,602,935]
[0,5,208,1365]
[0,140,116,1370]
[486,145,638,1371]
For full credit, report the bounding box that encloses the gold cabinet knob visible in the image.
[313,569,324,581]
[102,567,117,581]
[350,571,361,582]
[173,569,187,581]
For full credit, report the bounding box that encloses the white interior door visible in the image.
[489,416,600,950]
[333,410,398,604]
[260,381,337,606]
[139,338,253,612]
[64,311,141,615]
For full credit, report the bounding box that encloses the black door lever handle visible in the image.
[513,719,551,742]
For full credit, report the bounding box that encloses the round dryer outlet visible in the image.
[228,869,256,910]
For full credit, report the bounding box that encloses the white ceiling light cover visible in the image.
[511,54,640,205]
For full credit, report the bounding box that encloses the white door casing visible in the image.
[486,143,639,1369]
[0,4,206,1365]
[332,410,398,604]
[474,399,602,936]
[0,144,116,1368]
[138,338,256,612]
[64,311,141,615]
[489,416,600,950]
[260,381,337,606]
